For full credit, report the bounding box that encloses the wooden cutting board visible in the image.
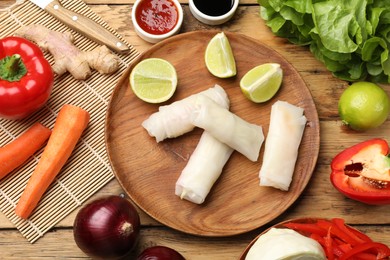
[105,30,320,236]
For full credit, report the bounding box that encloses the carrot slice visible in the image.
[0,122,51,180]
[15,104,90,219]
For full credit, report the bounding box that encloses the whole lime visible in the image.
[338,81,390,131]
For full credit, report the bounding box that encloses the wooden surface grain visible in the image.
[0,0,389,259]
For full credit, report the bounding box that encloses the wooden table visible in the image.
[0,0,389,259]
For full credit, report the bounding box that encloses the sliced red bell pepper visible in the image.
[332,218,367,245]
[317,219,360,246]
[337,243,352,254]
[354,253,381,260]
[284,218,390,260]
[325,228,335,260]
[330,138,390,205]
[339,242,390,260]
[283,222,328,237]
[310,233,326,247]
[347,225,373,243]
[332,243,347,258]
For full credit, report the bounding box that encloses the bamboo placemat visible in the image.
[0,0,139,243]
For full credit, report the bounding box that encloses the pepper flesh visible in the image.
[330,138,390,205]
[0,36,53,120]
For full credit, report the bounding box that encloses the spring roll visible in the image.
[175,131,234,204]
[259,100,307,191]
[142,84,229,142]
[190,95,264,162]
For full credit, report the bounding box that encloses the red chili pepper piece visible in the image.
[0,36,53,120]
[330,138,390,205]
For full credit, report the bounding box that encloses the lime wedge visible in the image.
[130,58,177,103]
[205,32,236,78]
[240,63,283,103]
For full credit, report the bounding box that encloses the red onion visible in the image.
[73,195,140,259]
[137,246,185,260]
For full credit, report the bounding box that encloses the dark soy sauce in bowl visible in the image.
[193,0,234,16]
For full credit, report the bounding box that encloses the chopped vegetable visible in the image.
[283,222,327,237]
[283,218,390,260]
[0,36,53,119]
[330,138,390,205]
[339,242,390,260]
[0,122,51,180]
[15,104,90,219]
[258,0,390,83]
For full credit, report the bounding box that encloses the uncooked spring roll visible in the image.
[142,84,229,142]
[175,131,234,204]
[259,100,307,191]
[190,95,264,162]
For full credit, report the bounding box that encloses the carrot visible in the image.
[15,104,90,219]
[0,122,51,180]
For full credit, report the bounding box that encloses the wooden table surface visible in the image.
[0,0,390,259]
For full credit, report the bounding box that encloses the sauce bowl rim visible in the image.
[188,0,239,24]
[132,0,184,43]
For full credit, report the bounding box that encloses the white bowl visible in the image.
[189,0,239,25]
[132,0,184,43]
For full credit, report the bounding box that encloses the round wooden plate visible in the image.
[105,31,320,237]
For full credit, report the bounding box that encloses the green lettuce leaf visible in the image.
[258,0,390,83]
[311,0,367,53]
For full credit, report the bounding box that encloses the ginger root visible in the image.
[15,24,121,80]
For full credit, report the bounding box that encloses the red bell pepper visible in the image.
[0,36,53,120]
[330,138,390,205]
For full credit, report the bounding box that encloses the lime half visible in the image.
[240,63,283,103]
[130,58,177,103]
[205,32,236,78]
[339,81,390,131]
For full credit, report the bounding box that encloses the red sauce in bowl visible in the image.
[135,0,179,35]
